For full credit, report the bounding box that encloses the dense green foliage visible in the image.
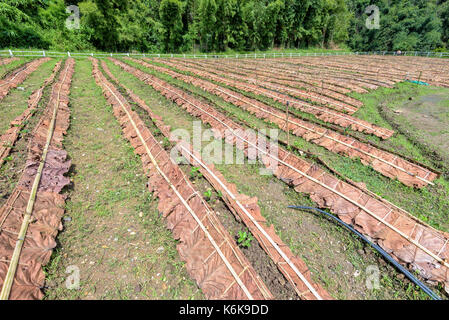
[0,0,448,52]
[348,0,448,51]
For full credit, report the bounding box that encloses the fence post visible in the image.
[67,51,71,57]
[42,50,45,57]
[8,49,13,57]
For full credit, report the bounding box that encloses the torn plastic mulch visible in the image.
[0,58,74,300]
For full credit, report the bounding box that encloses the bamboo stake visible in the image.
[0,59,71,300]
[285,101,290,147]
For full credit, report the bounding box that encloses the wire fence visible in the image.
[0,49,448,59]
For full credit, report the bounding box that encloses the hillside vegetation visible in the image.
[1,0,448,53]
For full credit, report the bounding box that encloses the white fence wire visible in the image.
[0,49,448,59]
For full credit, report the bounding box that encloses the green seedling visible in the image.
[237,230,253,248]
[189,167,202,179]
[203,189,212,201]
[162,137,170,149]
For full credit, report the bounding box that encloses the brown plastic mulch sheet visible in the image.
[192,57,366,95]
[236,59,355,94]
[158,58,394,139]
[0,57,19,66]
[0,58,74,300]
[274,59,393,91]
[318,55,449,84]
[289,56,449,88]
[232,59,354,95]
[0,58,51,101]
[101,60,331,300]
[187,59,359,114]
[112,58,449,294]
[365,56,449,87]
[285,58,400,85]
[130,58,436,188]
[0,61,62,167]
[196,58,365,109]
[92,58,272,300]
[177,142,332,300]
[195,58,362,104]
[243,61,395,92]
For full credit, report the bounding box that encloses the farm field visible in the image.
[0,55,448,300]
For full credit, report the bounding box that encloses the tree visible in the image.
[159,0,185,52]
[198,0,217,52]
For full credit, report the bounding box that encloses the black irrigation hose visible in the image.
[288,205,442,300]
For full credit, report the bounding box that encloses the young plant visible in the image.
[162,137,171,149]
[237,230,254,248]
[203,189,212,201]
[189,167,202,180]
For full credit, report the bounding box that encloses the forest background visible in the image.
[1,0,448,53]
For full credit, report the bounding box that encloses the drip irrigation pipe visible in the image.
[288,205,442,301]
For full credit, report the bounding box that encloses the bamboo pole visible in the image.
[285,101,290,147]
[0,60,71,300]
